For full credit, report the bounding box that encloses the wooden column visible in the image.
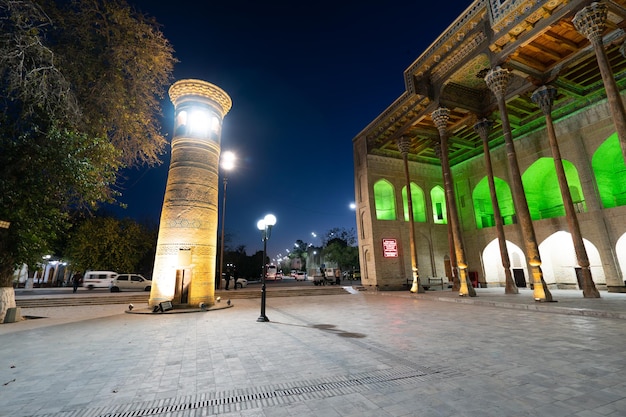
[432,107,476,297]
[573,2,626,162]
[474,119,518,294]
[397,136,424,293]
[531,85,601,298]
[485,67,553,302]
[445,200,460,291]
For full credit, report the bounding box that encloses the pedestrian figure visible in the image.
[335,268,341,286]
[72,272,83,293]
[224,268,231,290]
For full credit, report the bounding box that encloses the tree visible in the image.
[42,0,176,166]
[65,216,157,275]
[0,0,175,321]
[321,228,359,272]
[288,239,309,271]
[321,227,357,247]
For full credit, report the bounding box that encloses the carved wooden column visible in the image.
[573,2,626,161]
[531,85,601,298]
[397,136,424,293]
[432,107,476,297]
[445,199,460,291]
[474,119,518,294]
[485,67,553,302]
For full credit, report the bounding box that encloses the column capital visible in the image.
[473,118,493,140]
[484,66,511,99]
[531,85,558,115]
[396,136,411,155]
[431,107,450,134]
[573,2,607,43]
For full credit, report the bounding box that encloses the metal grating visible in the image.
[33,366,462,417]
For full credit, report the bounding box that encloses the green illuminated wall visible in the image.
[402,183,426,222]
[430,186,447,224]
[472,177,515,228]
[522,157,585,220]
[374,179,396,220]
[592,133,626,208]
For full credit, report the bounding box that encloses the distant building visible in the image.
[353,0,626,297]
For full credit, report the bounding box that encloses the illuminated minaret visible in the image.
[149,79,232,308]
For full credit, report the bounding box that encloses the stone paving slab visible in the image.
[404,287,626,320]
[1,288,625,417]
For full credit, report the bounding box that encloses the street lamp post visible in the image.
[257,214,276,322]
[218,151,236,290]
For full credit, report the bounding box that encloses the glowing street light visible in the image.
[257,213,276,322]
[218,151,236,290]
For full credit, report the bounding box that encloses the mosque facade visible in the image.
[353,0,626,298]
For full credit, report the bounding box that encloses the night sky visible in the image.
[116,0,472,257]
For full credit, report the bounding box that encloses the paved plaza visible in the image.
[1,288,625,417]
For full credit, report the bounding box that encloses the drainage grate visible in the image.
[31,308,464,417]
[36,366,460,417]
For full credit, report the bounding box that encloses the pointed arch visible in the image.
[374,179,396,220]
[615,233,626,281]
[538,231,605,287]
[522,157,585,220]
[592,132,626,208]
[402,182,426,222]
[430,185,447,224]
[482,239,526,286]
[472,176,515,229]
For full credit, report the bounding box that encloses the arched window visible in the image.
[374,179,396,220]
[592,133,626,208]
[472,176,515,228]
[522,157,585,220]
[402,183,426,222]
[430,186,447,224]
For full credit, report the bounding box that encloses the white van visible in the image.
[82,271,117,289]
[265,265,279,280]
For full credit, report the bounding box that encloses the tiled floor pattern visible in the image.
[2,290,626,417]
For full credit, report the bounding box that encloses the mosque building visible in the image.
[353,0,626,299]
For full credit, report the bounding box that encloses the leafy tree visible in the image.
[41,0,175,166]
[321,228,359,272]
[321,227,357,247]
[0,0,175,320]
[65,216,157,275]
[288,239,309,271]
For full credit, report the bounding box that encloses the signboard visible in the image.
[382,238,398,258]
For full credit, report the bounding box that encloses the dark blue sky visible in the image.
[118,0,471,257]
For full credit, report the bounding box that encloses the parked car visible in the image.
[109,274,151,292]
[220,277,248,289]
[294,271,307,281]
[82,271,118,290]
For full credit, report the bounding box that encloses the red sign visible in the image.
[382,238,398,258]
